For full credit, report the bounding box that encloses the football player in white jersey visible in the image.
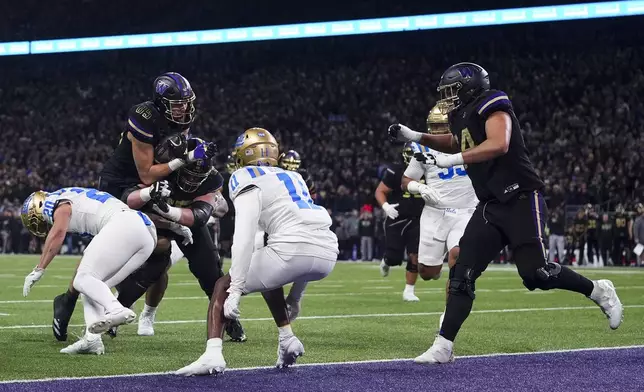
[176,128,339,376]
[20,187,158,354]
[400,105,478,333]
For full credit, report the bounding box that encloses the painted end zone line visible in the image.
[1,304,642,330]
[2,344,643,385]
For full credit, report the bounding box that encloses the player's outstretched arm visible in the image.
[152,192,217,227]
[228,188,262,295]
[388,124,459,153]
[460,111,511,164]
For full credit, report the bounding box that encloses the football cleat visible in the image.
[276,335,305,368]
[403,291,420,302]
[414,335,454,365]
[88,308,136,334]
[175,349,226,376]
[106,326,118,338]
[52,292,78,342]
[380,260,390,277]
[589,280,623,330]
[138,313,155,336]
[225,319,247,342]
[60,335,105,355]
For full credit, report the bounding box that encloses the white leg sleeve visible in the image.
[81,294,103,339]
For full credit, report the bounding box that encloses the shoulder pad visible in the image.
[229,167,266,200]
[127,102,161,143]
[476,90,512,118]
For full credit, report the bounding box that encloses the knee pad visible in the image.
[406,259,418,273]
[521,262,562,291]
[383,251,404,267]
[448,264,477,300]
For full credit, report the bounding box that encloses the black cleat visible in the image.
[52,292,78,342]
[225,319,247,342]
[106,326,118,338]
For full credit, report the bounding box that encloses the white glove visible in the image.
[223,290,242,320]
[168,223,194,246]
[382,202,399,220]
[418,184,442,205]
[23,267,44,297]
[428,153,464,168]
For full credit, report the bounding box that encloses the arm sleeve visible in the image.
[126,104,156,144]
[381,167,400,189]
[476,90,513,121]
[403,154,425,181]
[228,187,262,294]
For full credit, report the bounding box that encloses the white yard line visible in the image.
[1,304,642,330]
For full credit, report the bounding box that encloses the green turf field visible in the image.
[0,255,642,381]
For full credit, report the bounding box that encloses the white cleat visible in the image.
[138,313,155,336]
[403,291,420,302]
[380,260,390,277]
[414,335,455,365]
[286,299,301,322]
[89,307,136,334]
[60,336,105,355]
[175,350,226,376]
[276,335,305,368]
[589,280,623,330]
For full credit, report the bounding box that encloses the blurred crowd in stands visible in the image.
[0,17,642,264]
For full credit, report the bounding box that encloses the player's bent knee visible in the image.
[154,237,171,253]
[448,264,477,299]
[406,259,418,273]
[383,255,404,267]
[520,262,562,291]
[418,264,441,280]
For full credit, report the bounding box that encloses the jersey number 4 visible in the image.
[276,173,322,210]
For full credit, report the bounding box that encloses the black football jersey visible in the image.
[381,163,424,219]
[297,168,316,196]
[586,213,598,238]
[573,216,587,237]
[613,213,629,238]
[100,101,182,188]
[448,89,544,203]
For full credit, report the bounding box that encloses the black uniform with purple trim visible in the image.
[99,101,180,198]
[448,89,546,279]
[380,163,424,265]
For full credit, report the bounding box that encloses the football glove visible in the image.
[427,153,464,169]
[23,267,45,297]
[187,140,218,162]
[149,180,171,201]
[388,124,422,142]
[382,202,400,220]
[224,290,242,320]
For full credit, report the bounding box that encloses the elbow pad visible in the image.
[190,201,214,227]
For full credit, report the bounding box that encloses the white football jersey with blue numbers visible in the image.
[42,187,130,237]
[229,166,338,256]
[404,143,478,209]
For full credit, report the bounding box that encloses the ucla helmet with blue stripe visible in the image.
[233,128,280,169]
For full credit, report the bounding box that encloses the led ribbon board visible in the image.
[0,1,641,55]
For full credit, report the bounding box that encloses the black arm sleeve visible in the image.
[381,166,401,189]
[190,200,215,227]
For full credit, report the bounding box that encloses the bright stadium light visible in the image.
[0,1,641,56]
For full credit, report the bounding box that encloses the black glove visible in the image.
[387,124,401,141]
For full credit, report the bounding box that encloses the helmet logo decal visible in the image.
[458,67,473,78]
[156,80,171,94]
[257,132,266,137]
